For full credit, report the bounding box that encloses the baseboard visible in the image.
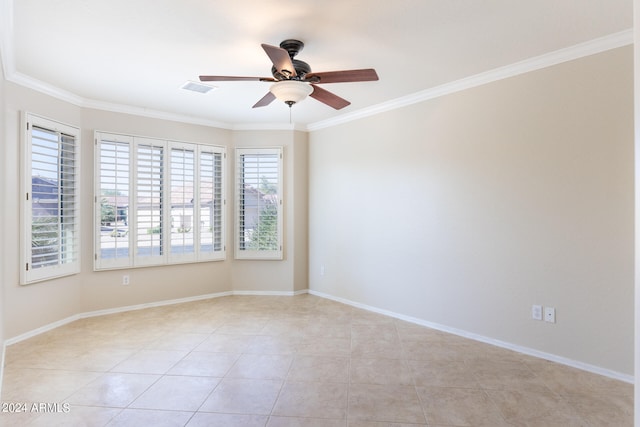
[3,289,307,347]
[4,314,82,346]
[79,291,235,320]
[308,289,634,384]
[232,289,309,296]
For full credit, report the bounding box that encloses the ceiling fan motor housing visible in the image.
[270,39,313,80]
[271,59,311,81]
[279,39,304,57]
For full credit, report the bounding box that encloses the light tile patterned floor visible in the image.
[0,294,633,426]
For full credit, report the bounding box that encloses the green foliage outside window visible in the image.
[247,203,278,250]
[101,198,116,225]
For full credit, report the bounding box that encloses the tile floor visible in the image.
[0,294,633,426]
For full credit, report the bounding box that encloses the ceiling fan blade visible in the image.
[252,92,277,108]
[309,85,351,110]
[261,44,297,78]
[199,75,275,82]
[305,69,379,84]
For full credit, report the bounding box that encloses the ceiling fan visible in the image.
[199,39,379,110]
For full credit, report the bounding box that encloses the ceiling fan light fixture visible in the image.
[269,80,313,106]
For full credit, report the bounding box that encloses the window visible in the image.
[235,147,283,260]
[96,134,131,269]
[198,147,224,256]
[170,144,194,257]
[21,113,81,284]
[135,138,165,266]
[95,132,226,270]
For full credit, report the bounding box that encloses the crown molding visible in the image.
[1,0,631,134]
[5,68,305,131]
[307,29,633,131]
[232,122,307,131]
[82,97,233,130]
[5,70,234,129]
[5,71,307,131]
[8,71,86,106]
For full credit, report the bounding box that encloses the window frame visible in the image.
[234,147,284,260]
[21,112,81,285]
[94,131,226,270]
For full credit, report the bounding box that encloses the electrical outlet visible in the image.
[532,305,543,320]
[320,265,325,276]
[544,307,556,323]
[122,275,130,286]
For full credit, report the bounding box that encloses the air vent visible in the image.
[181,81,217,94]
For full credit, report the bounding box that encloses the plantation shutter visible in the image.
[199,147,225,260]
[94,131,226,270]
[169,144,196,261]
[235,147,283,260]
[95,134,132,269]
[23,114,80,284]
[135,139,165,265]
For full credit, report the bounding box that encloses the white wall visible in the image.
[309,46,634,376]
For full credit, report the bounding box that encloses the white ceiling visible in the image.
[1,0,633,129]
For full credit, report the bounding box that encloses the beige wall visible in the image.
[3,83,84,337]
[293,130,309,293]
[1,84,308,339]
[309,46,634,375]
